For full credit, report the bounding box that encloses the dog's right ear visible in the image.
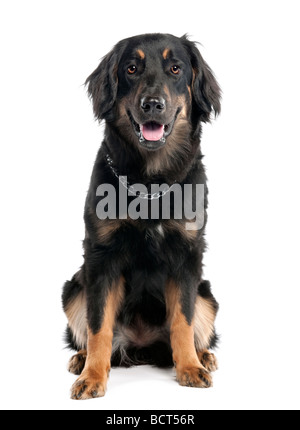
[85,49,119,122]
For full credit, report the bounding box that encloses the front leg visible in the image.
[71,276,124,400]
[165,280,212,388]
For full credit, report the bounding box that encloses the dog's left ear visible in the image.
[85,48,119,122]
[182,37,221,123]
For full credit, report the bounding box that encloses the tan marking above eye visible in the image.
[163,48,170,59]
[136,49,145,60]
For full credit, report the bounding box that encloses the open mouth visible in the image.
[141,122,165,142]
[128,111,177,151]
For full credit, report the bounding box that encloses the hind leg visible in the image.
[194,281,219,372]
[62,270,88,352]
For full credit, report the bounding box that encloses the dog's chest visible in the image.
[144,223,165,240]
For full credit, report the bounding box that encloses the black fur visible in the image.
[62,33,221,370]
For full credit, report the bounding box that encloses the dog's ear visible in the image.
[182,36,221,123]
[85,48,119,122]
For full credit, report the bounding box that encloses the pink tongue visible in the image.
[141,122,164,141]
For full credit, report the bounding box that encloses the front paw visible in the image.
[71,368,107,400]
[176,366,213,388]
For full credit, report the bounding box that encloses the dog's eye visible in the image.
[170,65,181,75]
[127,65,138,75]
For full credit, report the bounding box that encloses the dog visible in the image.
[62,33,221,400]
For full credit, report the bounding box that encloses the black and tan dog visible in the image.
[62,33,221,400]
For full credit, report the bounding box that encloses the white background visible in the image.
[1,0,300,410]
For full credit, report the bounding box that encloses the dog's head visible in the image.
[86,34,221,153]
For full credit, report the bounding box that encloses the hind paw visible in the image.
[197,350,218,373]
[68,350,87,375]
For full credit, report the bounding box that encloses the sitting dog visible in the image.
[62,33,221,400]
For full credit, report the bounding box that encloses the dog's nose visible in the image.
[140,97,166,114]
